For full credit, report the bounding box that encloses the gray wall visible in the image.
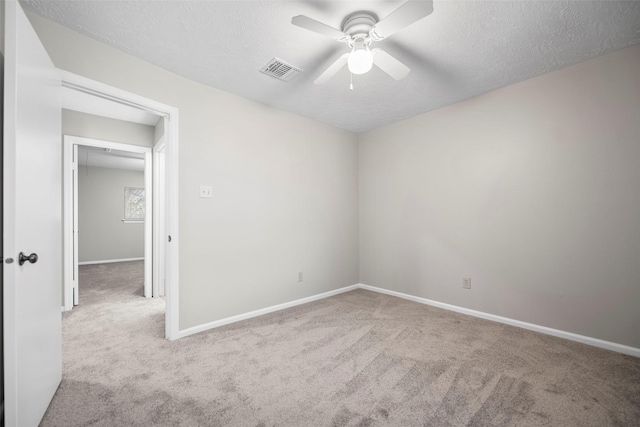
[359,45,640,349]
[154,117,164,145]
[78,166,145,263]
[28,12,360,330]
[63,109,155,147]
[26,10,639,349]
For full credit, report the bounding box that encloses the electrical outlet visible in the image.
[199,185,213,198]
[463,278,471,289]
[298,272,304,283]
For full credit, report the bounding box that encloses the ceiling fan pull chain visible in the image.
[350,72,354,91]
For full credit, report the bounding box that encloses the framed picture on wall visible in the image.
[124,187,145,222]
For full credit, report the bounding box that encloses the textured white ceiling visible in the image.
[23,1,640,133]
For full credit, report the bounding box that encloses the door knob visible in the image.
[19,252,38,266]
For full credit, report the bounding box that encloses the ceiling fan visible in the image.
[291,1,434,85]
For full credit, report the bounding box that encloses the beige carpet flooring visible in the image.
[41,261,640,426]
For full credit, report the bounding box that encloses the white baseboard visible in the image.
[177,285,360,339]
[175,282,639,358]
[358,284,640,359]
[78,257,144,265]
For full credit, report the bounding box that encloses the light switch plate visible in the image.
[200,185,213,198]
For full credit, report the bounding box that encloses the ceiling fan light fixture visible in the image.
[293,1,434,84]
[348,46,373,75]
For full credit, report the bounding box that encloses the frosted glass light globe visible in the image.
[348,48,373,74]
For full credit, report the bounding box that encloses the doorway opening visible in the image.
[60,70,180,340]
[64,136,155,307]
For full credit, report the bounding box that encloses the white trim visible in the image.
[59,70,180,340]
[358,284,640,358]
[78,257,144,266]
[72,143,79,306]
[59,70,170,119]
[177,285,360,339]
[176,282,640,358]
[65,135,151,154]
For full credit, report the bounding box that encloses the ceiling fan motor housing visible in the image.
[342,11,378,43]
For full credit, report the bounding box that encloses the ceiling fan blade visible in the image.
[292,15,348,41]
[314,53,349,85]
[372,49,410,80]
[370,1,434,40]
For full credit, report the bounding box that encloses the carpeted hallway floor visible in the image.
[41,261,640,426]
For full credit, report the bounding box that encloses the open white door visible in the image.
[63,141,79,310]
[3,0,63,425]
[153,140,166,297]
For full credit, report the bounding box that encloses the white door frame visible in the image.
[64,136,153,305]
[60,70,180,340]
